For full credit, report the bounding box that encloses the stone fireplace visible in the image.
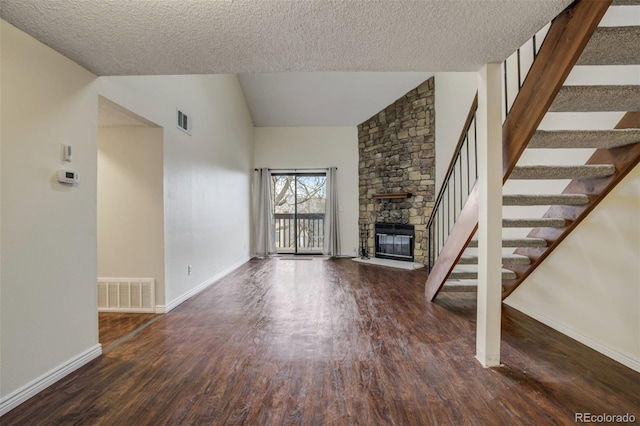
[357,78,435,264]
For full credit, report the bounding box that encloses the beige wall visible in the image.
[99,74,254,309]
[505,165,640,372]
[434,72,477,192]
[1,21,100,402]
[97,127,165,305]
[254,127,359,256]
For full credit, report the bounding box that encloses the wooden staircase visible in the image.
[425,0,640,301]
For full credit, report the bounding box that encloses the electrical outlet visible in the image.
[188,265,192,275]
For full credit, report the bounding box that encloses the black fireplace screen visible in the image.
[374,223,415,262]
[377,234,412,258]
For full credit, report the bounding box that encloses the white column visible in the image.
[475,63,503,367]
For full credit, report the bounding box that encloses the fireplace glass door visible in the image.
[272,173,326,254]
[377,234,412,259]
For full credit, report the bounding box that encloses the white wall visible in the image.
[434,72,477,192]
[1,21,100,402]
[97,127,165,305]
[99,74,254,309]
[505,165,640,372]
[254,127,359,256]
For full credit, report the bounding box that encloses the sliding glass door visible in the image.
[272,173,326,254]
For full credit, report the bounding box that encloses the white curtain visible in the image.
[254,168,276,257]
[323,167,341,257]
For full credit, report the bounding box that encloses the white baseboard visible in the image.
[164,257,250,313]
[505,300,640,373]
[0,344,102,416]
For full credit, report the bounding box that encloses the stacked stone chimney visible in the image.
[357,77,435,264]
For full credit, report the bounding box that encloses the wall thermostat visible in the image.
[57,169,79,185]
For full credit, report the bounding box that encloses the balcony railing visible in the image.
[274,213,325,251]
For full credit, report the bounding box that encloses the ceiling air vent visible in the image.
[177,109,192,135]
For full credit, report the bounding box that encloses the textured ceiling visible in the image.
[2,0,573,127]
[1,0,573,75]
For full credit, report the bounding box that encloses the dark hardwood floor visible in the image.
[3,258,639,424]
[99,312,160,349]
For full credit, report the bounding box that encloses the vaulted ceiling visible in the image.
[1,0,573,126]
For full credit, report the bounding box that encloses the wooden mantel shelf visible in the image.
[372,192,412,199]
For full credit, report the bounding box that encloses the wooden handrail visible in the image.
[425,0,612,301]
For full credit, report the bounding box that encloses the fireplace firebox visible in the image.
[374,223,415,262]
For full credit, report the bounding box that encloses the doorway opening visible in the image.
[272,173,327,255]
[97,96,164,350]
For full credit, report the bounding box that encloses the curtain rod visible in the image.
[254,167,337,171]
